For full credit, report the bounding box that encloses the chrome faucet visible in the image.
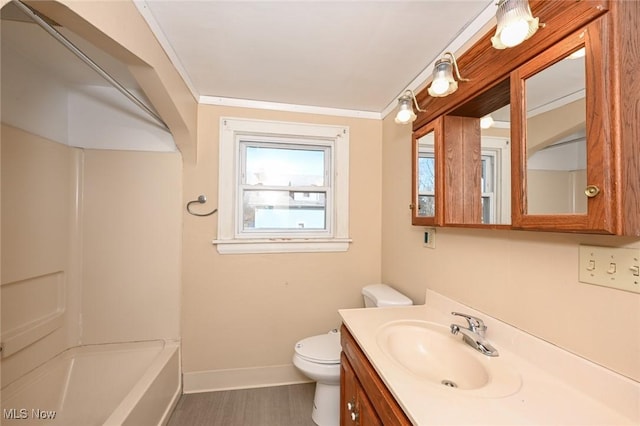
[450,312,499,357]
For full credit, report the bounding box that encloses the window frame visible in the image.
[214,117,350,254]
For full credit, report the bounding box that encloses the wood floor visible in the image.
[167,383,317,426]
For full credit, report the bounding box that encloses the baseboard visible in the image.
[183,364,312,394]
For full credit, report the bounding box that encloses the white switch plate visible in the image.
[578,245,640,294]
[423,228,436,249]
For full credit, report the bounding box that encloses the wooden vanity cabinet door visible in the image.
[340,325,412,426]
[341,353,382,426]
[355,384,383,426]
[341,353,358,425]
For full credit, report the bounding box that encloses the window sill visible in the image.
[212,238,352,254]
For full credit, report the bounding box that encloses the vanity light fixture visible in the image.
[394,89,425,124]
[491,0,540,49]
[427,52,469,98]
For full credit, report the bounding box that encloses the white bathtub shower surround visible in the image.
[1,340,180,426]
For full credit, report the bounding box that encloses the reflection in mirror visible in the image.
[480,105,511,224]
[447,78,511,225]
[417,131,435,217]
[525,48,586,215]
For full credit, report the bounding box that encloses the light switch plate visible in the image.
[423,228,436,249]
[578,245,640,293]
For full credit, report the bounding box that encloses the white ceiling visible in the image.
[138,0,495,116]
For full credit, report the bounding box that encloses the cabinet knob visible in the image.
[347,401,354,411]
[351,411,359,421]
[585,185,601,198]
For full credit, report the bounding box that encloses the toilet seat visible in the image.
[294,333,341,364]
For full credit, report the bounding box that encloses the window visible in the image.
[215,118,350,254]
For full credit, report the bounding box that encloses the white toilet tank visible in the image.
[362,284,412,307]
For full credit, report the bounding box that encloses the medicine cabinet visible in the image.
[410,0,640,236]
[511,20,613,232]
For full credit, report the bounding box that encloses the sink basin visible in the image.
[376,320,521,397]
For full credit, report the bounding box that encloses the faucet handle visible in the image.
[451,312,487,335]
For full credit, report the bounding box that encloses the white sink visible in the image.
[376,320,521,397]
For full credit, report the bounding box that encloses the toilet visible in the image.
[293,284,412,426]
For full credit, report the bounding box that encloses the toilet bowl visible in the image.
[293,284,413,426]
[293,331,341,426]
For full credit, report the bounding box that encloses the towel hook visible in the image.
[186,194,217,217]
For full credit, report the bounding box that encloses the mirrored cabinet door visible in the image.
[411,119,443,226]
[511,17,615,233]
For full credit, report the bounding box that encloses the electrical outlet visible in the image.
[423,228,436,249]
[578,245,640,294]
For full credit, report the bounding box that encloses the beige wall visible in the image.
[181,105,382,384]
[381,114,640,382]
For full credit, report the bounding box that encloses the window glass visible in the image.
[242,190,326,230]
[240,141,330,233]
[481,153,496,224]
[245,145,326,186]
[418,152,435,216]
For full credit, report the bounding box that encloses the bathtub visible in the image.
[1,340,180,425]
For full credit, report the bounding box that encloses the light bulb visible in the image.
[430,78,450,96]
[395,108,413,124]
[500,18,529,47]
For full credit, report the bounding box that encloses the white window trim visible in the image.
[213,117,350,254]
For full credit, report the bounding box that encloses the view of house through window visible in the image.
[241,143,330,232]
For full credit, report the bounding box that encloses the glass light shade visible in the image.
[491,0,539,49]
[394,96,417,124]
[428,59,457,97]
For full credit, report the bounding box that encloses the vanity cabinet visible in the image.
[409,0,640,236]
[340,325,412,426]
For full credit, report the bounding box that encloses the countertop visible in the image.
[339,290,639,425]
